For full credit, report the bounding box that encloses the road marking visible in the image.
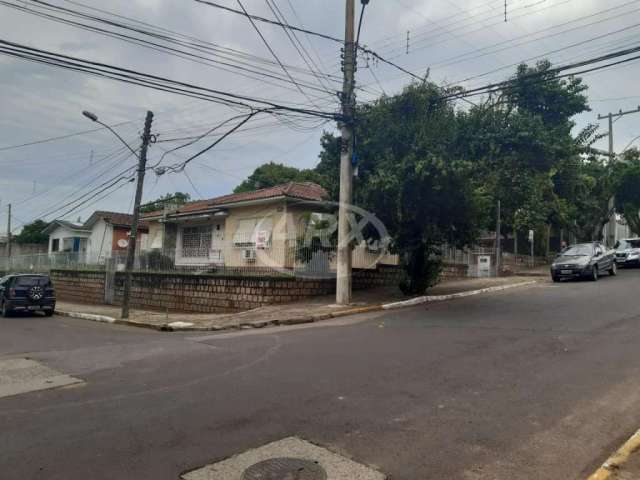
[0,358,83,399]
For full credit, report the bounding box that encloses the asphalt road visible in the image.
[2,270,640,480]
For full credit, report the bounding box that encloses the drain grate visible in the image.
[241,457,327,480]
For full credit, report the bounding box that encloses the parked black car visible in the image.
[550,242,617,282]
[614,238,640,267]
[0,274,56,317]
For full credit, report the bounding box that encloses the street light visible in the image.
[82,109,154,320]
[82,110,139,158]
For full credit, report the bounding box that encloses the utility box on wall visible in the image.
[477,255,492,277]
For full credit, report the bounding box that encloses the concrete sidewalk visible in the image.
[55,275,539,332]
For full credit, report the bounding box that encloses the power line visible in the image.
[264,0,334,94]
[194,0,423,84]
[0,120,132,152]
[235,0,321,108]
[1,0,337,102]
[443,46,640,101]
[0,39,339,119]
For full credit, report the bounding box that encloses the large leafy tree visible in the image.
[615,148,640,235]
[317,83,484,294]
[233,162,323,193]
[460,60,590,248]
[14,219,49,244]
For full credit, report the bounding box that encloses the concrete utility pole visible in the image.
[6,203,11,261]
[598,106,640,247]
[121,111,154,319]
[336,0,356,305]
[495,199,501,275]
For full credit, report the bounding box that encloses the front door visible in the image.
[211,222,225,264]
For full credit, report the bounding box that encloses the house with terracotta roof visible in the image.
[44,211,148,263]
[142,182,336,270]
[142,181,399,273]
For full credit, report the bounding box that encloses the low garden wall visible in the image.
[49,266,403,313]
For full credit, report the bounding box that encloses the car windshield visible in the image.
[617,239,640,251]
[14,276,51,287]
[562,245,593,256]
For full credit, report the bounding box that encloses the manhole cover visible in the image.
[241,457,326,480]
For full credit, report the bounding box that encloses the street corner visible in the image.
[0,357,83,399]
[588,429,640,480]
[181,436,386,480]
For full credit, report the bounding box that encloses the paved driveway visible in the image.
[1,270,640,479]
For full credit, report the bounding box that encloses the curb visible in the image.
[55,280,538,332]
[588,429,640,480]
[55,311,116,324]
[382,280,538,310]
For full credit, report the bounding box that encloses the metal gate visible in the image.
[104,257,116,304]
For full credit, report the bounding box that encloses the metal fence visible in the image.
[0,242,399,279]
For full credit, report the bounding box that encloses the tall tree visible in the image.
[460,60,590,249]
[14,220,49,244]
[615,148,640,235]
[318,82,484,294]
[233,162,323,193]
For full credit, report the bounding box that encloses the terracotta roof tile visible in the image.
[142,182,328,218]
[85,211,148,230]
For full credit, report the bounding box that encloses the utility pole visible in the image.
[121,111,153,319]
[6,203,11,262]
[336,0,356,305]
[495,200,501,276]
[598,106,640,247]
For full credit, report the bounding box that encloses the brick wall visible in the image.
[50,270,106,305]
[49,266,402,313]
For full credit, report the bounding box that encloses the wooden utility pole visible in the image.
[598,106,640,247]
[121,111,153,320]
[336,0,356,305]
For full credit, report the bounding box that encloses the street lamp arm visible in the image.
[95,119,140,159]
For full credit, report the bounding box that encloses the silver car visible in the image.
[614,238,640,267]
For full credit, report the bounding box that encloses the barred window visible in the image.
[181,225,212,257]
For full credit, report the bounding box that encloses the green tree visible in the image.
[615,148,640,235]
[233,162,323,193]
[318,83,484,294]
[458,60,591,251]
[14,219,49,244]
[140,192,191,213]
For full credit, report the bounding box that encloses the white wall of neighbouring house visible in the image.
[47,225,91,264]
[86,219,113,264]
[147,221,164,250]
[48,226,78,254]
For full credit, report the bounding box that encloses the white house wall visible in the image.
[86,219,112,263]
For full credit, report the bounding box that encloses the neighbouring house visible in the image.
[142,181,396,273]
[44,211,148,263]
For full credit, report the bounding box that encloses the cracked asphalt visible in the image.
[2,270,640,479]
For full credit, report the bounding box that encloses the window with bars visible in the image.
[181,225,212,258]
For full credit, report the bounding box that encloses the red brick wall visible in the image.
[50,270,105,305]
[50,266,403,313]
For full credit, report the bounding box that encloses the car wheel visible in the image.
[44,310,54,317]
[591,266,599,281]
[1,301,11,318]
[552,275,560,283]
[609,262,617,276]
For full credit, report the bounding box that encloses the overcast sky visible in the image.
[1,0,639,232]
